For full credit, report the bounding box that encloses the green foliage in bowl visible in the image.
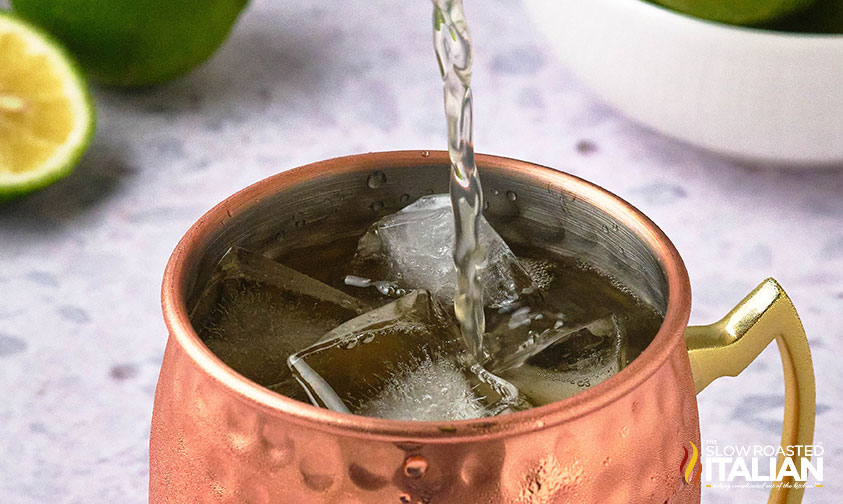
[767,0,843,33]
[648,0,816,26]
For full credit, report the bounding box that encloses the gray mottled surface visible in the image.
[0,1,840,502]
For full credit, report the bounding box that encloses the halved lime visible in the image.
[0,11,94,200]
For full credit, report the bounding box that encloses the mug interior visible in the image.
[162,151,690,439]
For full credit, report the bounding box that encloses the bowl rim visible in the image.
[160,150,692,442]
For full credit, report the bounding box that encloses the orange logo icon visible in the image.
[680,441,702,486]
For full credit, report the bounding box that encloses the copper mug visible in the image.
[151,151,815,503]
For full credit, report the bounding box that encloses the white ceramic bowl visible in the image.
[523,0,843,165]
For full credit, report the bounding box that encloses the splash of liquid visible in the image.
[432,0,486,360]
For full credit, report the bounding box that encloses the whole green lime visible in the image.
[651,0,816,26]
[10,0,249,87]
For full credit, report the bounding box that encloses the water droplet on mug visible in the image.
[400,193,411,204]
[370,201,384,212]
[601,224,609,233]
[403,455,428,479]
[295,219,306,228]
[483,200,490,210]
[506,190,517,201]
[367,171,387,189]
[420,150,430,158]
[399,493,412,503]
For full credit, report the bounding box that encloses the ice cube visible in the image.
[498,315,626,405]
[474,255,595,371]
[518,257,557,293]
[356,353,489,421]
[287,290,519,420]
[189,247,370,387]
[482,303,571,372]
[349,194,534,308]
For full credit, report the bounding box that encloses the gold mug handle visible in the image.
[685,278,816,504]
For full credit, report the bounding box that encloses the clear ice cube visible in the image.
[189,247,370,387]
[356,353,490,421]
[480,257,579,371]
[498,315,626,405]
[483,303,570,372]
[349,194,534,308]
[287,290,519,420]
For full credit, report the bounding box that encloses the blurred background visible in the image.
[0,0,840,502]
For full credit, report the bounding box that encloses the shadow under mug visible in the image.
[151,151,815,503]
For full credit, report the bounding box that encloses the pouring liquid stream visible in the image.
[432,0,486,361]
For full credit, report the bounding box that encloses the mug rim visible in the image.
[161,150,692,442]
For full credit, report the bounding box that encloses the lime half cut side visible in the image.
[0,12,94,200]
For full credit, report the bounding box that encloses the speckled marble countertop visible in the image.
[1,1,840,502]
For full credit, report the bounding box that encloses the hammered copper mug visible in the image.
[151,151,815,504]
